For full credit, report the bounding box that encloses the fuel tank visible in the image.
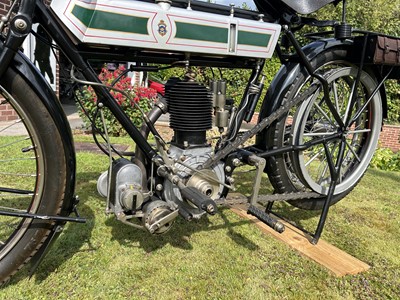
[50,0,281,59]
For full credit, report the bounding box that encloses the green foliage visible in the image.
[385,80,400,124]
[310,0,400,35]
[303,0,400,123]
[76,66,157,136]
[370,147,400,171]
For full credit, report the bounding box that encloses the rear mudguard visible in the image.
[0,44,76,216]
[256,38,388,144]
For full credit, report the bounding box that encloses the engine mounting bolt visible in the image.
[232,158,241,167]
[183,141,189,148]
[206,204,215,213]
[225,166,232,172]
[227,176,235,184]
[180,155,186,161]
[156,184,163,191]
[172,175,179,184]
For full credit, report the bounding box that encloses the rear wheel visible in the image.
[0,69,68,283]
[262,48,382,210]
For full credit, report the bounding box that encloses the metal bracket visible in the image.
[247,155,266,205]
[145,209,179,234]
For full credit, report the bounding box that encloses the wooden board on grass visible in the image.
[228,199,370,277]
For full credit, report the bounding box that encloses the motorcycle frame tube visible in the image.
[33,1,160,161]
[33,1,265,161]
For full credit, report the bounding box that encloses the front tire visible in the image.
[0,69,69,283]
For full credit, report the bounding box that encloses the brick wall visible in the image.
[0,103,17,121]
[0,0,11,15]
[379,125,400,152]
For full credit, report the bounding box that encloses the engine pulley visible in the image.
[142,200,177,234]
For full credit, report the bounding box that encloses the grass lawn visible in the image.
[2,135,399,299]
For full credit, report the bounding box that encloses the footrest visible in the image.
[247,205,285,233]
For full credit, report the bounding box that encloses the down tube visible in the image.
[34,1,158,161]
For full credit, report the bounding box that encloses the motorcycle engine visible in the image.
[96,76,229,230]
[162,78,226,218]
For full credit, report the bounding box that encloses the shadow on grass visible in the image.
[264,202,322,234]
[105,206,259,253]
[6,177,98,286]
[32,201,96,283]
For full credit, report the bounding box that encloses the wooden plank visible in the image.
[229,203,370,277]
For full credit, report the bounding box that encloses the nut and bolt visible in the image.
[171,175,179,184]
[232,158,241,167]
[206,204,215,213]
[227,176,235,184]
[14,19,27,31]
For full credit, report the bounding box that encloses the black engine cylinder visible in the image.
[167,81,212,147]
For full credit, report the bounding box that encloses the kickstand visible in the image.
[264,138,346,244]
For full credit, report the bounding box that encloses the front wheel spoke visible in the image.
[0,187,34,195]
[0,157,35,163]
[0,193,34,198]
[0,206,27,213]
[0,172,36,177]
[0,119,23,134]
[0,136,30,150]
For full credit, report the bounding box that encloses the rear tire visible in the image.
[0,69,68,283]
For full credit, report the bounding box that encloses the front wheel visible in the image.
[0,69,70,284]
[262,48,382,210]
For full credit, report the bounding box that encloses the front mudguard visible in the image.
[256,38,388,146]
[0,45,77,273]
[0,44,76,216]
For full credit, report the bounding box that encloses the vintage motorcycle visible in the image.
[0,0,398,283]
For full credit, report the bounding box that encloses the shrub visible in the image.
[370,147,400,172]
[76,65,157,136]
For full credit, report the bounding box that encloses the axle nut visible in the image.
[14,18,28,31]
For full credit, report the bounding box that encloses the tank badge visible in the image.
[158,20,167,37]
